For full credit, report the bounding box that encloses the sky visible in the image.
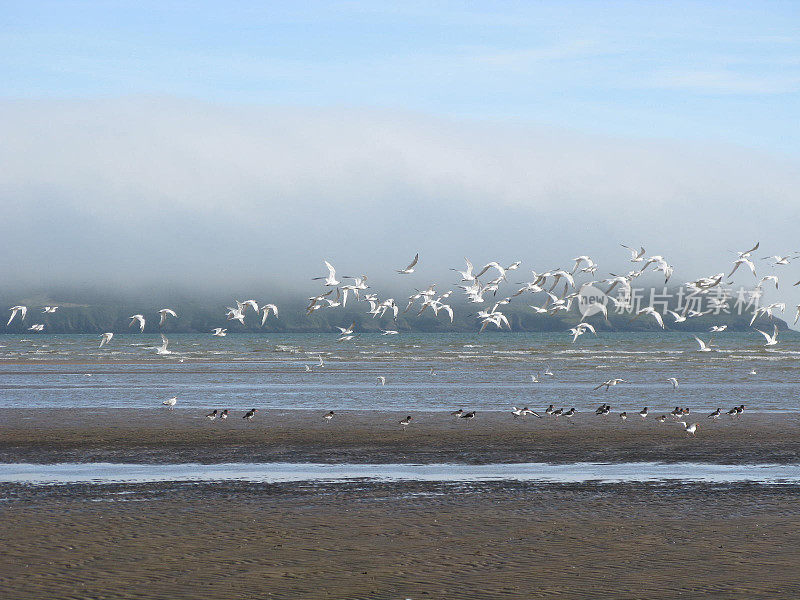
[1,1,799,304]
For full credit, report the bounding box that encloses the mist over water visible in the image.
[2,99,800,305]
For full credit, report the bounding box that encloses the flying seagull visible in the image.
[397,253,419,274]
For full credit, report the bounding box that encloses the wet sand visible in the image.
[2,480,800,599]
[1,408,799,464]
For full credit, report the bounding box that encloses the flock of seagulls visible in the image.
[4,242,797,432]
[7,242,800,351]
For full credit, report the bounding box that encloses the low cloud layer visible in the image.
[2,98,799,302]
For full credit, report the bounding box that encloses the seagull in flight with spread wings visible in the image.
[397,253,419,274]
[158,309,177,326]
[312,261,340,286]
[129,314,146,332]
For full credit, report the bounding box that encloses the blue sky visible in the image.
[3,1,799,155]
[2,2,800,303]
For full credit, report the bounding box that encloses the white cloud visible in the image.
[0,98,798,297]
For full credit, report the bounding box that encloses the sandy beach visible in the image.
[1,479,800,599]
[1,408,799,465]
[3,409,800,598]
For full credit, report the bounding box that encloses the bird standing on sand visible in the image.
[220,409,229,420]
[620,411,628,421]
[243,408,258,421]
[324,411,335,421]
[679,421,697,435]
[206,410,218,420]
[708,408,721,419]
[639,407,648,419]
[399,415,412,427]
[450,409,464,417]
[460,411,476,420]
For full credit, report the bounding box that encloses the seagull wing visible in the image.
[404,253,419,270]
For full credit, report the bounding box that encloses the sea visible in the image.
[1,331,798,412]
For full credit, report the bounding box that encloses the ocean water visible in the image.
[0,331,798,411]
[3,461,800,485]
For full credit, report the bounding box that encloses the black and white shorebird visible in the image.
[399,415,412,427]
[450,408,464,417]
[708,408,721,419]
[596,404,611,416]
[324,411,335,421]
[243,408,258,421]
[545,404,555,416]
[639,407,648,419]
[728,404,745,417]
[552,408,563,419]
[656,415,666,423]
[670,406,682,419]
[220,409,228,420]
[563,408,576,419]
[460,411,476,420]
[619,411,627,421]
[206,409,218,420]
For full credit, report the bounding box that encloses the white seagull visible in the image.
[42,306,58,313]
[377,376,386,386]
[312,260,340,286]
[129,314,146,332]
[397,253,419,274]
[7,305,27,326]
[667,377,679,389]
[99,332,113,347]
[694,336,716,352]
[211,328,227,336]
[156,334,172,355]
[162,396,177,409]
[158,309,178,326]
[632,307,664,329]
[755,325,779,347]
[260,304,279,325]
